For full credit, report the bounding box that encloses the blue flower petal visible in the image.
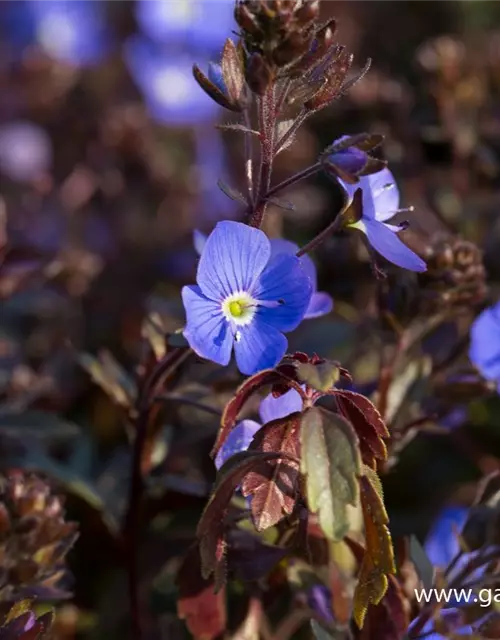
[233,319,287,375]
[259,387,303,424]
[252,253,313,332]
[425,506,469,568]
[214,419,262,469]
[197,221,270,301]
[182,284,232,366]
[207,62,227,95]
[408,613,472,640]
[305,292,333,319]
[270,238,317,287]
[470,301,500,382]
[365,167,400,222]
[193,229,207,256]
[339,167,400,222]
[360,218,427,272]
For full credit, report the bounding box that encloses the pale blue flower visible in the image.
[338,168,427,273]
[469,300,500,391]
[182,221,312,375]
[193,233,333,320]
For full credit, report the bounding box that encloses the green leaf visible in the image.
[296,361,340,392]
[301,408,361,541]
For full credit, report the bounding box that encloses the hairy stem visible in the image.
[250,87,276,228]
[243,107,254,206]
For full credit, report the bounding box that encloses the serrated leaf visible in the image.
[242,413,301,531]
[197,450,294,588]
[353,474,395,629]
[217,179,247,204]
[176,544,226,640]
[301,408,361,541]
[356,575,409,640]
[333,390,389,468]
[4,600,33,623]
[211,369,287,459]
[296,361,341,392]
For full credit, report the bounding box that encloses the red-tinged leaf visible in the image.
[333,390,390,468]
[211,369,290,459]
[353,471,396,629]
[192,64,241,112]
[301,408,361,542]
[304,48,353,111]
[176,544,227,640]
[242,413,301,531]
[355,575,409,640]
[221,38,245,105]
[197,451,296,588]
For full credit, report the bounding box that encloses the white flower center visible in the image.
[221,291,256,327]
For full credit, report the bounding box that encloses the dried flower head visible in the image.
[419,234,487,312]
[0,472,78,603]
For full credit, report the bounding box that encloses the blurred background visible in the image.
[1,1,500,638]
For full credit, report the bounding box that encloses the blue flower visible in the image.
[425,506,469,569]
[408,612,473,639]
[215,386,303,468]
[193,233,333,320]
[4,0,111,66]
[307,585,334,625]
[124,35,221,125]
[269,239,333,319]
[469,300,500,391]
[182,221,313,375]
[135,0,235,51]
[338,168,427,273]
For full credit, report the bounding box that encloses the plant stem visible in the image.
[123,347,191,640]
[266,162,321,200]
[243,107,254,206]
[296,210,344,257]
[250,87,276,228]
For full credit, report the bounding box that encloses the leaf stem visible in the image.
[243,107,255,206]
